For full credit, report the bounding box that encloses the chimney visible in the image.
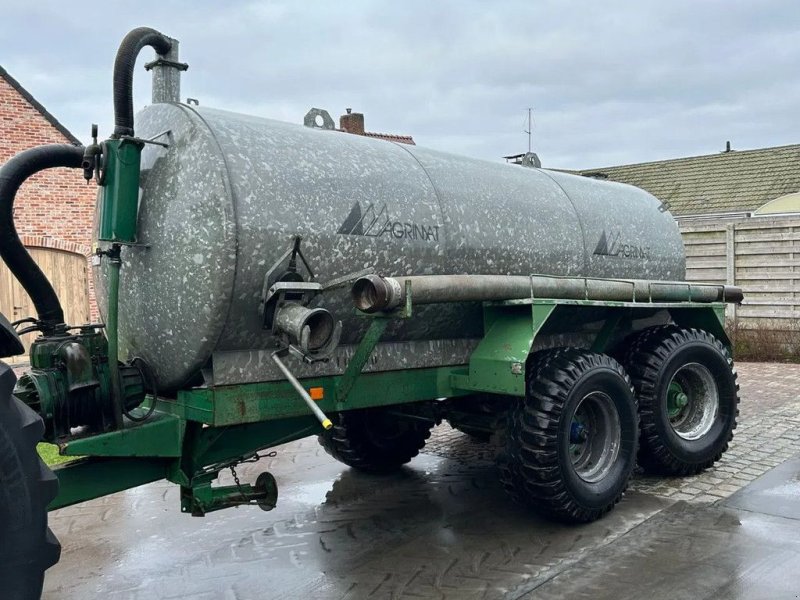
[340,108,365,135]
[725,141,732,153]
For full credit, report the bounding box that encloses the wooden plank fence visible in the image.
[681,217,800,328]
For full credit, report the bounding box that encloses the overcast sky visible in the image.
[1,0,799,169]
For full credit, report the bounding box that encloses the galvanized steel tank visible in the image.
[96,103,684,390]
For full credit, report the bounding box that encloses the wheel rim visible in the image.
[666,362,719,440]
[569,391,621,483]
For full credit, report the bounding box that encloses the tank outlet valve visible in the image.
[274,303,340,358]
[260,237,342,361]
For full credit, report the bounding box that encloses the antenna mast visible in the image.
[524,107,532,153]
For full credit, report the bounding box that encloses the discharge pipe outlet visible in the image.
[352,274,744,313]
[0,144,84,331]
[113,27,173,137]
[272,302,340,358]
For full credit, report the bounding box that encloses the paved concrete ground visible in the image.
[43,362,800,599]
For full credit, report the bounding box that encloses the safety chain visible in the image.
[225,451,278,503]
[199,450,277,478]
[230,464,246,500]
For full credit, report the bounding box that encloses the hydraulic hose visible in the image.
[113,27,172,137]
[0,144,84,331]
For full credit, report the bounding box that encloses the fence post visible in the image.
[726,222,737,324]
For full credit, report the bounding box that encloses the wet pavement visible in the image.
[44,362,800,599]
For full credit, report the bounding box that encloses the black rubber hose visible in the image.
[0,144,84,331]
[113,27,172,137]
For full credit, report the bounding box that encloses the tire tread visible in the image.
[0,364,60,600]
[319,408,434,473]
[623,325,740,476]
[498,348,637,523]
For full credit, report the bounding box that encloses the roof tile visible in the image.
[579,145,800,215]
[362,131,415,145]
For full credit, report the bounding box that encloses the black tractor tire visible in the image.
[497,348,638,523]
[0,363,60,600]
[319,406,434,473]
[623,325,739,476]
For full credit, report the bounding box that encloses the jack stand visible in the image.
[181,471,278,516]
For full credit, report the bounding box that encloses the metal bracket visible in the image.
[259,237,343,361]
[520,152,542,168]
[590,312,626,353]
[303,108,335,130]
[119,134,170,149]
[335,318,389,403]
[262,281,323,331]
[260,237,316,329]
[336,282,413,403]
[144,58,189,72]
[321,267,375,291]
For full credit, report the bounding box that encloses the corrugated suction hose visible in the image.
[0,144,84,332]
[113,26,172,137]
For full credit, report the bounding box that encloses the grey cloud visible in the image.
[1,0,798,169]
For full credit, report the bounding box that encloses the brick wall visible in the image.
[0,72,98,320]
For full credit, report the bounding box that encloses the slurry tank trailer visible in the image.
[0,28,741,598]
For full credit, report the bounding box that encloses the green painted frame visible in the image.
[48,298,728,512]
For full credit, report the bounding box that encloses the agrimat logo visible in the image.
[593,230,650,260]
[337,202,441,242]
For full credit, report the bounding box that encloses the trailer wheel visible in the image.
[0,364,60,600]
[624,326,739,475]
[319,406,434,473]
[498,348,638,523]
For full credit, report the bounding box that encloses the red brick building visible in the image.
[0,65,96,355]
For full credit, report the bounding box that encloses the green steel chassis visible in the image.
[48,297,728,516]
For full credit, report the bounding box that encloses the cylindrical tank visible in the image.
[96,103,684,390]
